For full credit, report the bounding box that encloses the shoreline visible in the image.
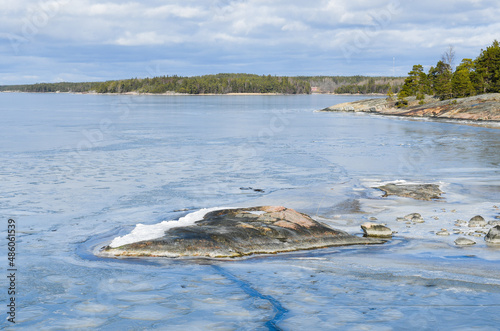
[1,90,385,96]
[320,93,500,125]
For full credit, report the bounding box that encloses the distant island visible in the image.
[0,73,403,95]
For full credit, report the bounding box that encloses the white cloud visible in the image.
[115,31,181,46]
[2,0,500,83]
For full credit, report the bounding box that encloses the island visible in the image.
[99,206,385,259]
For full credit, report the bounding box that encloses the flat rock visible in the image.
[361,222,393,238]
[488,220,500,226]
[455,237,476,246]
[100,206,385,258]
[468,215,487,227]
[376,183,443,201]
[485,225,500,244]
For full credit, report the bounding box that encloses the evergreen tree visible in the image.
[398,64,430,99]
[429,61,452,100]
[474,40,500,93]
[452,59,475,98]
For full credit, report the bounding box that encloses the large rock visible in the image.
[100,206,385,258]
[376,183,443,201]
[485,225,500,244]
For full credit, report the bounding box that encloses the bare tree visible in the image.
[441,45,456,70]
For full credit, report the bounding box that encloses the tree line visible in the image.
[0,82,101,93]
[0,74,311,95]
[398,40,500,103]
[1,74,407,95]
[297,76,404,94]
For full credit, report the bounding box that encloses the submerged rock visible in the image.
[360,222,393,238]
[376,183,443,201]
[485,225,500,244]
[468,215,487,227]
[100,206,385,258]
[455,237,476,246]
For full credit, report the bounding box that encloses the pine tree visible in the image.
[452,59,475,98]
[474,40,500,93]
[429,61,452,100]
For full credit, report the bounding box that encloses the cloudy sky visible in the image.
[1,0,499,84]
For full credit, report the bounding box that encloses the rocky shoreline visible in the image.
[320,93,500,123]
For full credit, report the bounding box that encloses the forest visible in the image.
[0,74,311,95]
[398,40,500,103]
[0,74,403,95]
[297,76,404,94]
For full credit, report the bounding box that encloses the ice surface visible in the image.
[2,93,500,330]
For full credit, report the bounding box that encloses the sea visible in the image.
[1,92,500,330]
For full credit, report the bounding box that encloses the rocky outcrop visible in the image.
[100,206,385,258]
[485,225,500,244]
[321,93,500,122]
[376,183,443,201]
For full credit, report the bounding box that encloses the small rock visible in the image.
[485,225,500,244]
[404,213,424,223]
[489,220,500,226]
[495,215,500,219]
[455,220,467,226]
[436,230,450,236]
[468,215,486,227]
[451,209,457,213]
[432,216,439,220]
[404,213,421,220]
[361,222,392,238]
[396,217,405,222]
[454,237,476,246]
[369,217,378,221]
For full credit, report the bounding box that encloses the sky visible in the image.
[0,0,499,85]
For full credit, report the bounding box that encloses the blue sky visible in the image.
[1,0,499,84]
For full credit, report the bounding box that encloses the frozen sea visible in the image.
[1,92,500,330]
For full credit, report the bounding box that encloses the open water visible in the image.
[1,93,500,330]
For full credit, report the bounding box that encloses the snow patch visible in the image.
[109,207,237,248]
